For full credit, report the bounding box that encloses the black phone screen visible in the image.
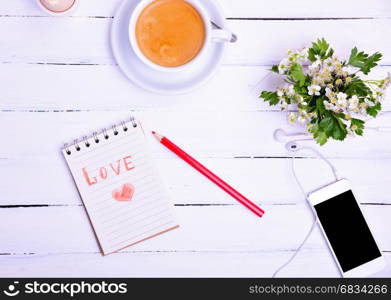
[314,190,381,272]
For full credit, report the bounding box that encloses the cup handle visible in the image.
[211,29,234,43]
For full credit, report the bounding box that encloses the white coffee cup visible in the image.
[128,0,233,72]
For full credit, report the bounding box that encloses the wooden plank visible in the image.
[0,18,390,65]
[0,65,390,112]
[221,0,391,19]
[0,64,280,111]
[0,0,390,18]
[4,250,390,277]
[0,157,390,205]
[2,250,390,277]
[0,111,390,159]
[0,250,343,277]
[0,205,389,254]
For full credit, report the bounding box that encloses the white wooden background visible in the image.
[0,0,390,277]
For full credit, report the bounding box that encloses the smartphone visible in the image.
[308,179,386,277]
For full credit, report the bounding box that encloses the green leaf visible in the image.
[315,131,328,145]
[360,53,382,74]
[310,115,348,145]
[309,124,328,145]
[318,116,347,141]
[366,102,382,117]
[348,47,366,66]
[308,38,334,62]
[260,91,279,105]
[289,63,306,86]
[344,77,371,97]
[348,47,382,75]
[293,84,308,96]
[350,118,365,136]
[271,65,279,73]
[332,118,348,140]
[316,97,327,116]
[319,117,335,136]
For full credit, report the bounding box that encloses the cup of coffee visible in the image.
[129,0,233,72]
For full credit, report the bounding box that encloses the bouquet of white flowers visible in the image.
[260,38,391,145]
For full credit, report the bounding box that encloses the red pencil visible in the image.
[152,131,265,218]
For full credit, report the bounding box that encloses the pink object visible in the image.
[112,183,135,202]
[38,0,77,13]
[152,131,265,217]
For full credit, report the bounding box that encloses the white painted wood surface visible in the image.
[0,0,390,277]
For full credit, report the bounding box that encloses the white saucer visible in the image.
[111,0,228,94]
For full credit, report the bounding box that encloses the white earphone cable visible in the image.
[272,119,391,276]
[272,141,339,277]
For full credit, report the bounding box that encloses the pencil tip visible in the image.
[151,131,163,142]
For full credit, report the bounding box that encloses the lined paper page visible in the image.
[62,120,178,255]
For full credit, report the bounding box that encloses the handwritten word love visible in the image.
[82,155,134,186]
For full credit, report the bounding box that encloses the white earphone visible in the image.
[273,128,311,143]
[272,128,340,277]
[272,119,390,277]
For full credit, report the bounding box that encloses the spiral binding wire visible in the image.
[102,128,109,140]
[82,135,90,147]
[74,139,81,151]
[112,124,119,136]
[64,143,71,155]
[120,120,128,132]
[92,131,99,144]
[63,116,138,155]
[130,115,137,128]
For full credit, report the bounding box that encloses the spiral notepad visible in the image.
[62,116,179,255]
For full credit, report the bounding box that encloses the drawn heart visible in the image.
[112,183,135,202]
